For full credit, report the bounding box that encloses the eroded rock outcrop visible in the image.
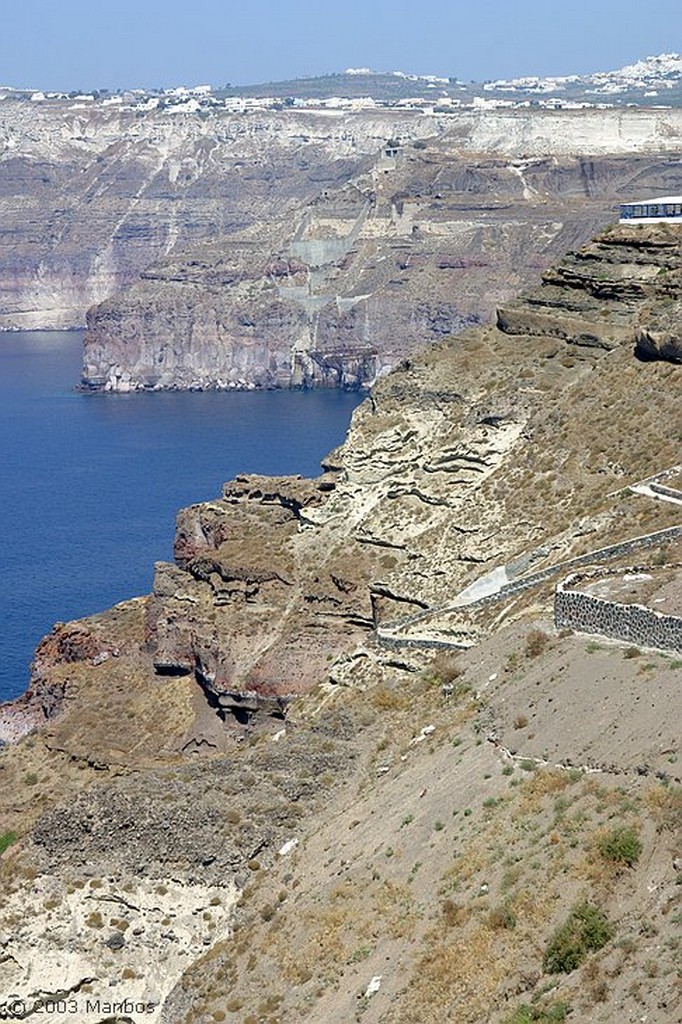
[131,223,681,713]
[498,222,682,360]
[9,225,680,743]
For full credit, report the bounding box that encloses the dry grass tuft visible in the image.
[525,630,550,658]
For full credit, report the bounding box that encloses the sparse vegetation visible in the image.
[503,1002,571,1023]
[488,903,516,930]
[0,832,17,855]
[525,630,549,658]
[597,825,643,866]
[543,902,614,973]
[441,898,469,927]
[425,652,464,685]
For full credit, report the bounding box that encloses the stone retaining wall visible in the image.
[555,566,682,653]
[385,525,682,633]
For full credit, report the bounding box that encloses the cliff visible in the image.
[125,223,682,711]
[81,110,682,390]
[0,100,436,330]
[0,223,680,1024]
[2,97,682,351]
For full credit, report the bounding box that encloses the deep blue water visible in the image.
[0,332,362,703]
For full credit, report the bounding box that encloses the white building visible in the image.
[619,196,682,223]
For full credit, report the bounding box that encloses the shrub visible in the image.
[543,902,614,973]
[651,547,669,566]
[488,903,517,930]
[597,825,642,866]
[0,832,17,856]
[525,630,549,658]
[441,899,469,927]
[504,1003,570,1023]
[426,652,463,684]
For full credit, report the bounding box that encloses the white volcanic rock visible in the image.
[0,873,238,1024]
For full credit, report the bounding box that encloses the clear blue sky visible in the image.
[3,0,680,91]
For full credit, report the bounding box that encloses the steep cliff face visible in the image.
[5,224,680,729]
[86,223,679,720]
[2,97,681,348]
[0,101,436,329]
[82,143,682,391]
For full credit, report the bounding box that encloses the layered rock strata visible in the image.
[81,149,682,390]
[2,93,682,384]
[82,223,678,718]
[1,224,677,741]
[0,101,437,329]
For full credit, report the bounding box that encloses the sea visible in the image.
[0,331,362,704]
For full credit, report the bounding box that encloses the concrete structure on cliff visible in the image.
[619,195,682,223]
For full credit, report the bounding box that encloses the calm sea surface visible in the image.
[0,332,362,704]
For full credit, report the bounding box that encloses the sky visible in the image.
[3,0,681,91]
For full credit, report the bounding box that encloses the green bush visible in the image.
[0,831,17,856]
[543,902,614,973]
[597,826,642,867]
[503,1001,570,1023]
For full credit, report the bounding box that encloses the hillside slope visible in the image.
[0,223,680,1024]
